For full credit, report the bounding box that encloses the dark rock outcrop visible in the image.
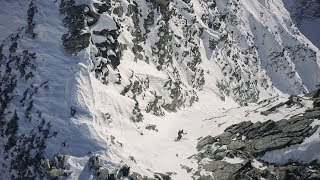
[261,95,303,116]
[62,33,90,54]
[87,155,173,180]
[154,0,170,10]
[193,97,320,180]
[314,98,320,108]
[197,117,317,157]
[26,0,37,38]
[60,0,99,54]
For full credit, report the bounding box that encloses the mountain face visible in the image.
[282,0,320,48]
[0,0,319,179]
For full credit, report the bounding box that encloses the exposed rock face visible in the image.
[313,89,320,108]
[93,0,320,119]
[87,155,170,180]
[46,154,72,178]
[146,124,158,132]
[60,0,87,53]
[26,0,37,38]
[195,159,320,180]
[314,98,320,108]
[194,96,320,180]
[59,0,95,54]
[62,33,91,54]
[260,95,303,116]
[198,117,317,156]
[154,0,170,10]
[55,0,320,122]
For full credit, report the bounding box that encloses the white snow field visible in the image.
[0,0,319,179]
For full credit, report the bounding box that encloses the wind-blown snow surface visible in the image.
[0,0,319,179]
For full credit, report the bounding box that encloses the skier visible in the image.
[176,129,187,141]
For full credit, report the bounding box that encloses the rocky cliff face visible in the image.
[87,0,320,113]
[194,93,320,179]
[0,0,320,179]
[89,0,320,114]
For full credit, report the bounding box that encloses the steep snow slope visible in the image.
[282,0,320,48]
[0,0,108,178]
[0,0,319,179]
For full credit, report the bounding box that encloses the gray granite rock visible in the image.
[193,97,320,180]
